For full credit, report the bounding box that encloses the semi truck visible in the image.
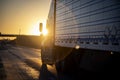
[40,0,120,77]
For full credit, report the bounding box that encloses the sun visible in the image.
[31,20,48,35]
[42,28,48,36]
[31,23,40,35]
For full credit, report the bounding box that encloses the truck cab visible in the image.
[39,22,55,64]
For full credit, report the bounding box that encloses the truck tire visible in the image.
[55,60,65,74]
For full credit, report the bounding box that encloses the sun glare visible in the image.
[31,20,47,35]
[42,28,48,36]
[31,23,40,35]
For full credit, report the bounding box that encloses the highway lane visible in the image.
[0,45,57,80]
[1,44,119,80]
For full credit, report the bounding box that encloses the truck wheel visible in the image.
[55,60,65,74]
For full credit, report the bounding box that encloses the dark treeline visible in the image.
[15,35,42,49]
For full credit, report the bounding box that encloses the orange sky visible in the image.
[0,0,51,35]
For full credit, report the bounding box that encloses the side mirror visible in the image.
[39,23,43,32]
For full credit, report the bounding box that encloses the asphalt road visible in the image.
[0,45,57,80]
[0,45,74,80]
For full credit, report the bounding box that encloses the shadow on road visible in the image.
[39,64,57,80]
[0,58,6,80]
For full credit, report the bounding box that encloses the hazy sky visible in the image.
[0,0,51,35]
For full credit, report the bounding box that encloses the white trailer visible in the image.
[40,0,120,77]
